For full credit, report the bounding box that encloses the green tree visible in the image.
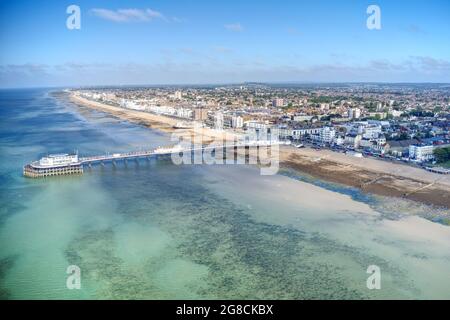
[434,147,450,163]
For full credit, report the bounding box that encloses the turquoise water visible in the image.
[0,89,449,299]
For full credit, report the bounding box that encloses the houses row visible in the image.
[265,120,447,163]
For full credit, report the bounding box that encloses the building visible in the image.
[320,103,330,111]
[310,127,336,144]
[39,154,79,167]
[174,91,182,100]
[348,108,361,119]
[176,107,193,119]
[293,115,314,122]
[344,134,362,149]
[319,127,336,144]
[409,145,434,162]
[272,98,284,107]
[223,115,233,129]
[231,115,244,128]
[386,139,420,157]
[334,136,345,146]
[390,110,403,118]
[362,125,382,139]
[194,108,208,121]
[246,120,270,130]
[24,153,83,178]
[214,112,224,130]
[276,126,322,140]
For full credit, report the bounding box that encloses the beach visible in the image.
[280,147,450,209]
[69,92,450,209]
[70,93,238,143]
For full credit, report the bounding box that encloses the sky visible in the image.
[0,0,449,87]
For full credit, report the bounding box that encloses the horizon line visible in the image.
[2,81,450,90]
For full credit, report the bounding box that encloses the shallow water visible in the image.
[0,89,449,299]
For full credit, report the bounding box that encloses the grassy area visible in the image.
[439,161,450,168]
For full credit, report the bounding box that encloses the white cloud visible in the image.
[411,56,450,71]
[224,23,243,32]
[90,8,165,23]
[2,57,450,87]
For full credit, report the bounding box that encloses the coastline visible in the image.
[280,148,450,209]
[67,92,450,209]
[69,93,238,143]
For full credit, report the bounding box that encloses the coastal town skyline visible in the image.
[1,0,450,88]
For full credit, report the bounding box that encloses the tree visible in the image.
[434,147,450,163]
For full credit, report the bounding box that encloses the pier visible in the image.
[23,141,288,178]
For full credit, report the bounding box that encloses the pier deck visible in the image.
[23,141,288,178]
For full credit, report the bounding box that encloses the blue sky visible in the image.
[0,0,449,87]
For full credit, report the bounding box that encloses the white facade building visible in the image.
[362,125,382,139]
[409,145,434,162]
[231,115,244,128]
[293,115,314,122]
[348,108,361,119]
[214,112,224,130]
[246,120,270,130]
[344,134,362,149]
[174,91,182,100]
[319,127,336,144]
[39,154,79,167]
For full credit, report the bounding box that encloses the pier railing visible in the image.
[23,141,288,178]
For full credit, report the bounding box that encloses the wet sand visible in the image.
[280,148,450,209]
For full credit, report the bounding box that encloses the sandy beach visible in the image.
[69,92,450,209]
[70,93,238,143]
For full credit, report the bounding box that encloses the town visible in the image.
[72,83,450,174]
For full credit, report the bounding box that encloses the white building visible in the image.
[334,136,345,146]
[293,115,314,122]
[246,120,270,130]
[176,107,193,119]
[344,134,362,149]
[39,154,79,167]
[231,115,244,128]
[310,127,336,144]
[174,91,182,100]
[214,112,224,130]
[348,108,361,119]
[319,127,336,144]
[409,145,434,162]
[390,110,403,118]
[362,125,382,139]
[320,103,330,111]
[291,127,321,140]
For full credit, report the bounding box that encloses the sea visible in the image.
[0,88,449,299]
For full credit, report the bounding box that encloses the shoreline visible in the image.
[280,148,450,209]
[67,92,450,209]
[68,93,238,143]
